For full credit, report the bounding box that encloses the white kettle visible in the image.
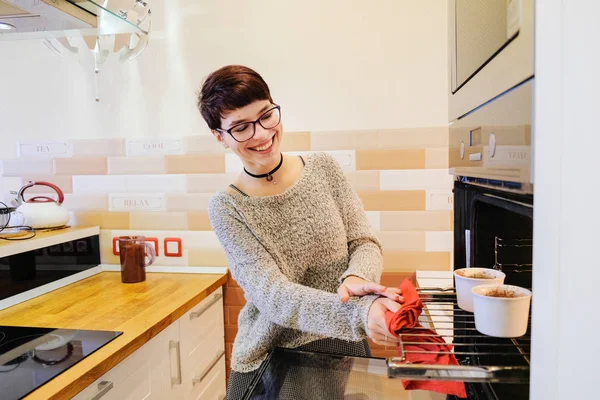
[16,181,70,229]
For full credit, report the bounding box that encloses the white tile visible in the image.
[126,138,185,156]
[286,150,356,171]
[73,175,127,194]
[17,141,72,158]
[426,189,454,210]
[166,193,212,211]
[365,211,380,231]
[380,169,454,191]
[126,175,187,193]
[0,159,53,176]
[109,193,167,211]
[0,177,22,197]
[62,194,109,211]
[426,231,454,252]
[225,154,244,173]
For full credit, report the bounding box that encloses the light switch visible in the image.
[112,237,120,256]
[164,237,182,257]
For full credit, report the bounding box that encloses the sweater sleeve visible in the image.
[209,194,377,341]
[321,154,384,284]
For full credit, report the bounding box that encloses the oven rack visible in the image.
[494,237,533,273]
[386,288,530,383]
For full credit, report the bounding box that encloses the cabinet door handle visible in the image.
[91,381,113,400]
[169,340,182,385]
[192,350,225,386]
[189,293,223,320]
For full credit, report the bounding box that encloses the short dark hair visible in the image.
[197,65,273,131]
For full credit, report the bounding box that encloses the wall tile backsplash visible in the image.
[0,129,453,272]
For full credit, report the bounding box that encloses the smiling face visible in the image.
[213,100,283,173]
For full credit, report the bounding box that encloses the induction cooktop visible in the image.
[0,325,122,400]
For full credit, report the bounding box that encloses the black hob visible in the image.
[0,325,122,400]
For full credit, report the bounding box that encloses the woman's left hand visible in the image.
[338,276,403,304]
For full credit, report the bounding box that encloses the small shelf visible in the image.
[0,226,99,259]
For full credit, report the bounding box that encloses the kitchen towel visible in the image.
[385,278,467,398]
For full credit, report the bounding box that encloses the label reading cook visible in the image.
[127,139,183,155]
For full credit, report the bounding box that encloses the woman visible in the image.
[198,65,403,399]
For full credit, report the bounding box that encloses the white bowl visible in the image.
[454,268,505,312]
[472,284,532,338]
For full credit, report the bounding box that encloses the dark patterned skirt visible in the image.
[226,338,371,400]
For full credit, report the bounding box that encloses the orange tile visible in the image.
[224,287,246,306]
[187,211,212,230]
[108,156,167,175]
[166,154,225,174]
[344,171,380,191]
[71,211,130,229]
[376,231,426,252]
[310,130,378,151]
[380,211,453,231]
[426,148,449,169]
[129,212,188,230]
[228,306,243,325]
[378,127,449,149]
[188,248,228,266]
[357,191,425,211]
[379,271,416,287]
[53,157,107,175]
[19,176,73,194]
[356,149,425,170]
[281,131,310,151]
[382,251,451,272]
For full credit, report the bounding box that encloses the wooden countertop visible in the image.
[0,271,228,399]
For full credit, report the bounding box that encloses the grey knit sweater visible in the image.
[208,152,383,373]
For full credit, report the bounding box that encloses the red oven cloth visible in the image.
[385,278,467,398]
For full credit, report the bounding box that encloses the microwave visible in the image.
[449,0,534,121]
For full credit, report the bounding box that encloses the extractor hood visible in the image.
[0,0,149,40]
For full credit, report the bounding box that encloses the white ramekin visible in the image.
[472,284,532,338]
[454,268,505,312]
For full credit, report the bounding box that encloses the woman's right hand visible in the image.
[367,297,401,347]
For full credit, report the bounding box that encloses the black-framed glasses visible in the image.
[217,105,281,142]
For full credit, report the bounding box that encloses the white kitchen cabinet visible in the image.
[73,287,225,400]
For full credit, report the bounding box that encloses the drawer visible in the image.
[181,321,225,381]
[184,354,226,400]
[180,287,224,343]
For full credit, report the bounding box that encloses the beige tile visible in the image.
[425,231,454,252]
[166,193,213,211]
[183,135,226,154]
[344,171,380,191]
[376,231,426,252]
[357,191,425,211]
[19,176,73,194]
[380,211,453,231]
[187,174,238,193]
[356,149,426,170]
[425,148,449,169]
[188,248,228,266]
[379,127,449,149]
[108,156,167,175]
[188,211,212,230]
[71,138,126,157]
[129,212,188,230]
[365,211,381,231]
[382,251,451,272]
[426,189,454,210]
[62,194,109,211]
[380,169,454,190]
[71,211,130,229]
[53,157,107,175]
[166,155,225,174]
[310,130,378,151]
[1,159,53,177]
[281,131,310,151]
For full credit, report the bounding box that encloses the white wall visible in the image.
[531,1,600,399]
[0,0,447,151]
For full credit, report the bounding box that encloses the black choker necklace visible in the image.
[244,153,284,183]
